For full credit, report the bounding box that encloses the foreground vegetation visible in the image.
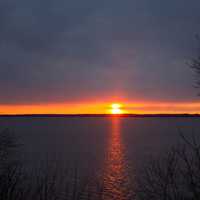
[136,132,200,200]
[1,128,200,200]
[0,129,103,200]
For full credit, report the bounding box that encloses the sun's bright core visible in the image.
[111,103,123,114]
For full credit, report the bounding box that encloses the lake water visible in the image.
[0,116,199,199]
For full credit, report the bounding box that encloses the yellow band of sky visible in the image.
[0,101,200,114]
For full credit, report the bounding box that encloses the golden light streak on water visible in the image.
[102,117,131,200]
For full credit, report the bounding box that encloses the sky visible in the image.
[0,0,200,114]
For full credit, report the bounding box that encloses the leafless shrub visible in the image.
[0,129,23,200]
[0,129,99,200]
[136,132,200,200]
[189,35,200,93]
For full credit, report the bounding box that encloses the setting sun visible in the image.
[110,103,123,114]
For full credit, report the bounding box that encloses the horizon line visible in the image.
[0,113,200,117]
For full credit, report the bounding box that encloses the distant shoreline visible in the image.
[0,114,200,118]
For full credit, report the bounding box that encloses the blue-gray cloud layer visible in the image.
[0,0,200,104]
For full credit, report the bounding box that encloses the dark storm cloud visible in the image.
[0,0,200,104]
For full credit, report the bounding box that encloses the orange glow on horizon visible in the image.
[0,101,200,114]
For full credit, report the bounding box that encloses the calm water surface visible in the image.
[0,117,200,199]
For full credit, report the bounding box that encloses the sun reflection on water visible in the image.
[102,117,130,200]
